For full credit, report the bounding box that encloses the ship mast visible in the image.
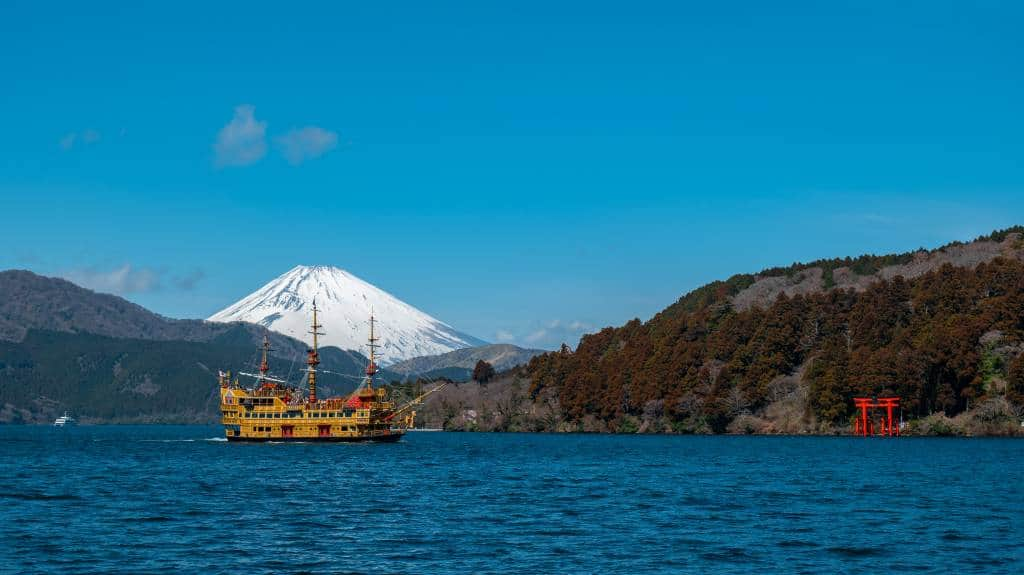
[365,311,379,390]
[307,299,324,403]
[258,333,271,387]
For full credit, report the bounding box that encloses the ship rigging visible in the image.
[218,302,446,442]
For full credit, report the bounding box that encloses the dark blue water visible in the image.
[0,427,1021,574]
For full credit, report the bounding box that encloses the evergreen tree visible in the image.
[473,360,496,384]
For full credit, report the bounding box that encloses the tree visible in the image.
[473,360,496,384]
[525,250,1024,431]
[1008,353,1024,407]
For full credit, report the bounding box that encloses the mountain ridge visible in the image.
[208,265,486,364]
[525,226,1024,435]
[0,271,401,422]
[389,343,547,380]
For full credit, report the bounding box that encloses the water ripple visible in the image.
[0,426,1022,574]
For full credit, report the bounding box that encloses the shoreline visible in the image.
[10,421,1023,438]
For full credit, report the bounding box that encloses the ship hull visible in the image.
[226,432,404,443]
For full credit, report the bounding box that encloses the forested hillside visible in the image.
[527,228,1024,434]
[0,330,378,423]
[0,271,393,423]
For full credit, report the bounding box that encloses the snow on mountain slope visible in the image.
[208,265,486,364]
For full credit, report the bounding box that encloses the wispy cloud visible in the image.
[214,105,267,167]
[59,133,76,151]
[61,265,207,295]
[503,319,593,349]
[276,126,338,165]
[63,264,162,295]
[59,129,101,151]
[173,268,205,291]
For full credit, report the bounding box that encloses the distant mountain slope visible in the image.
[0,270,214,343]
[0,330,376,424]
[389,344,546,379]
[0,269,380,366]
[208,265,486,364]
[658,227,1024,320]
[728,228,1024,312]
[528,227,1024,434]
[0,271,397,422]
[0,270,299,356]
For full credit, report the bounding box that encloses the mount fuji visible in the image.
[208,265,486,365]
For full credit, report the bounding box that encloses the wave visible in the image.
[139,439,196,443]
[137,437,227,443]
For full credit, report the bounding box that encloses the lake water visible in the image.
[0,426,1021,574]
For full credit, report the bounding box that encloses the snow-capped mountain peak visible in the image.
[208,265,486,364]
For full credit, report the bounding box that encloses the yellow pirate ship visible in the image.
[218,302,444,442]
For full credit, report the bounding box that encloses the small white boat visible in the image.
[53,411,76,427]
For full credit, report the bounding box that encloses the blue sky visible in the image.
[1,1,1022,349]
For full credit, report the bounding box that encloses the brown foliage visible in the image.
[529,258,1024,431]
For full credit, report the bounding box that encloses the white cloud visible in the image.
[508,319,594,349]
[494,330,515,342]
[214,105,267,167]
[63,264,162,295]
[59,133,76,151]
[523,329,549,344]
[59,129,101,151]
[276,126,338,165]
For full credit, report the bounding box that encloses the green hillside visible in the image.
[0,330,378,423]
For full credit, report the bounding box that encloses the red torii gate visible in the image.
[853,397,900,437]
